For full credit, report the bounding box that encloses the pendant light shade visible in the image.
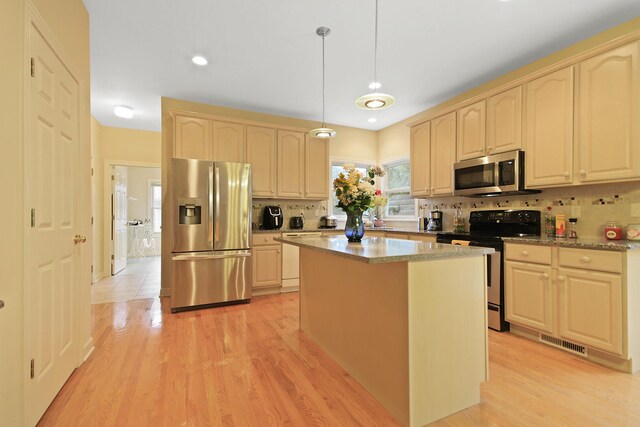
[356,0,395,111]
[309,27,336,139]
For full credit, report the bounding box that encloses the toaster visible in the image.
[262,206,283,229]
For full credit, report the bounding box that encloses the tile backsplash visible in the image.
[409,181,640,239]
[252,199,330,230]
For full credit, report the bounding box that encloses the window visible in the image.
[149,182,162,233]
[330,161,369,216]
[382,160,415,218]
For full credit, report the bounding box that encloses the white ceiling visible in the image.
[84,0,640,132]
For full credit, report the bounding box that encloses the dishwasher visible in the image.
[281,232,322,292]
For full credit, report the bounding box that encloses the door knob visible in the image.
[74,234,87,244]
[0,300,4,309]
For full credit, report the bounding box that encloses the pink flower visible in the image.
[374,189,382,196]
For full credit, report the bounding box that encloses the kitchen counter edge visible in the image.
[503,236,640,251]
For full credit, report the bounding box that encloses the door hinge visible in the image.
[91,216,94,225]
[30,359,35,379]
[91,265,94,273]
[111,175,115,181]
[30,209,35,227]
[30,57,35,77]
[111,254,114,260]
[91,168,94,176]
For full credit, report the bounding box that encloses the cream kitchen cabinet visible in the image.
[505,242,629,362]
[410,122,431,197]
[173,115,211,160]
[277,130,305,198]
[305,136,330,199]
[486,86,522,155]
[457,100,486,161]
[523,67,574,187]
[577,41,640,184]
[410,113,455,198]
[211,121,245,163]
[252,234,282,295]
[246,126,277,197]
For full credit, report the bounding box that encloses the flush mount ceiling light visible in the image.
[192,55,208,66]
[114,105,134,119]
[356,0,395,110]
[309,27,337,139]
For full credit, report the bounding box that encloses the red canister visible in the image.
[604,221,622,240]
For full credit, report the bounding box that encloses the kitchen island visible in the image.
[274,235,493,427]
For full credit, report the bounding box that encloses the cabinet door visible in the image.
[523,67,574,187]
[211,121,245,162]
[252,245,282,289]
[505,261,554,333]
[246,126,277,197]
[578,42,640,183]
[174,115,211,160]
[557,268,622,355]
[487,86,522,155]
[305,135,330,199]
[431,112,456,196]
[410,123,431,197]
[277,130,305,198]
[457,100,486,161]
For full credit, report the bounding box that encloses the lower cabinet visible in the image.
[505,243,625,357]
[252,234,281,295]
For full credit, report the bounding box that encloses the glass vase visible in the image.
[345,210,365,242]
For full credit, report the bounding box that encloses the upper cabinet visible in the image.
[431,112,457,196]
[246,126,277,198]
[211,121,245,163]
[457,101,486,161]
[486,86,522,155]
[523,67,574,188]
[577,41,640,183]
[174,115,211,160]
[305,136,330,199]
[410,123,431,197]
[409,113,456,198]
[277,130,305,199]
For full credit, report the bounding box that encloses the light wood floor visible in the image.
[39,293,640,426]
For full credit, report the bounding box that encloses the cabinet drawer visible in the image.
[558,248,622,273]
[252,234,281,246]
[505,243,552,264]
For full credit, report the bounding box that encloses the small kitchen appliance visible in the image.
[427,210,443,232]
[436,209,541,331]
[290,216,304,229]
[262,206,283,229]
[320,215,337,228]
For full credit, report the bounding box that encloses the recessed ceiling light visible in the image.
[192,56,208,66]
[114,105,134,119]
[368,118,377,123]
[368,82,382,90]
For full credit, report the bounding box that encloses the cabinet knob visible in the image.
[579,169,586,176]
[541,272,549,279]
[487,145,493,150]
[564,172,570,178]
[557,275,565,282]
[522,251,529,257]
[581,256,590,263]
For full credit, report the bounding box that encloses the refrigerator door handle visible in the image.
[214,165,220,245]
[172,251,252,261]
[209,164,214,248]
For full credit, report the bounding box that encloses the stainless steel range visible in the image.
[436,210,541,331]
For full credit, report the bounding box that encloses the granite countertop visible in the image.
[254,227,440,236]
[274,235,493,264]
[503,236,640,251]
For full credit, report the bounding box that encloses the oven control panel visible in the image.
[469,209,540,224]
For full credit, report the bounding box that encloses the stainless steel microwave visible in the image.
[453,150,540,197]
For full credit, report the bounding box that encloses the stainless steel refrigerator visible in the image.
[170,159,252,312]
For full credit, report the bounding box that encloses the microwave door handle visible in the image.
[494,161,500,187]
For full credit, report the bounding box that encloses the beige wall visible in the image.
[91,120,161,279]
[0,1,90,425]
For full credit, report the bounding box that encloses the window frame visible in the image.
[380,158,417,221]
[148,179,162,233]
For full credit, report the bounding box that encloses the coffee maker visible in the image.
[427,210,443,232]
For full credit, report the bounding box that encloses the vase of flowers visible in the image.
[333,163,385,242]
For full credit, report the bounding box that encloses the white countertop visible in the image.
[274,235,494,264]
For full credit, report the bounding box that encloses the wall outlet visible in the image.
[571,206,581,218]
[631,203,640,217]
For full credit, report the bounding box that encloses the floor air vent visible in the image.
[540,334,588,357]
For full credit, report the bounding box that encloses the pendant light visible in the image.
[355,0,395,110]
[309,27,337,139]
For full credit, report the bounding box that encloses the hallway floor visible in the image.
[91,256,161,304]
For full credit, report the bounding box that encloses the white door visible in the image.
[112,166,128,274]
[26,25,82,425]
